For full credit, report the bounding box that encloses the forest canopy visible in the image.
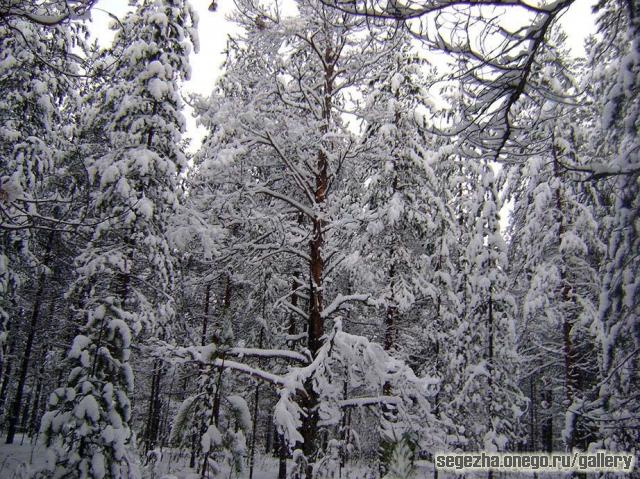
[0,0,638,478]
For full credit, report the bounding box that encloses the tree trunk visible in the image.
[529,377,537,451]
[278,433,288,479]
[299,46,336,479]
[553,149,578,451]
[0,309,19,414]
[189,431,198,469]
[117,235,135,307]
[339,375,350,476]
[303,208,324,478]
[27,356,45,439]
[201,283,211,346]
[249,329,264,479]
[265,416,273,455]
[542,388,553,452]
[144,360,163,452]
[287,272,300,348]
[200,275,232,476]
[248,381,261,479]
[19,391,31,436]
[487,293,495,479]
[212,275,232,427]
[6,230,54,444]
[379,303,398,475]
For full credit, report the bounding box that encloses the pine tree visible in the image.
[455,163,525,455]
[580,0,640,455]
[500,34,604,453]
[350,34,462,471]
[171,2,445,477]
[506,121,602,453]
[39,1,197,476]
[383,437,415,479]
[0,13,89,444]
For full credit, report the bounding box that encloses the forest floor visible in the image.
[0,436,42,478]
[0,436,442,478]
[0,438,522,478]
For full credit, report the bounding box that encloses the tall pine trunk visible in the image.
[299,45,336,479]
[553,151,578,451]
[6,230,54,444]
[248,329,264,479]
[0,309,19,415]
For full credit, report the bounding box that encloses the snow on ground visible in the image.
[0,440,380,479]
[0,438,539,479]
[0,435,45,478]
[0,440,292,479]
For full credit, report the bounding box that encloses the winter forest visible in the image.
[0,0,639,477]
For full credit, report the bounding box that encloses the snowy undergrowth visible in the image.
[0,438,536,479]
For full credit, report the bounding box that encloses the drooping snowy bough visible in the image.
[159,317,445,478]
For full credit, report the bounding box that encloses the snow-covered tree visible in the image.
[347,35,463,471]
[168,338,252,478]
[39,1,197,476]
[507,126,602,453]
[0,13,90,444]
[172,1,446,477]
[354,38,440,360]
[454,163,525,454]
[500,35,604,453]
[578,0,640,456]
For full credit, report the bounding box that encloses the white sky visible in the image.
[91,0,598,151]
[559,0,598,55]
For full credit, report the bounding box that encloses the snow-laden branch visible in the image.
[273,318,440,446]
[339,395,401,409]
[152,342,294,383]
[254,187,317,220]
[558,159,640,181]
[319,0,556,23]
[2,0,98,25]
[211,358,286,386]
[157,340,309,363]
[228,347,309,364]
[264,131,316,202]
[286,332,307,342]
[252,243,312,263]
[278,300,309,321]
[4,8,71,25]
[321,293,370,318]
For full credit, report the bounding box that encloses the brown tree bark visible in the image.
[300,45,335,479]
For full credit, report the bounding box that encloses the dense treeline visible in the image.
[0,0,638,478]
